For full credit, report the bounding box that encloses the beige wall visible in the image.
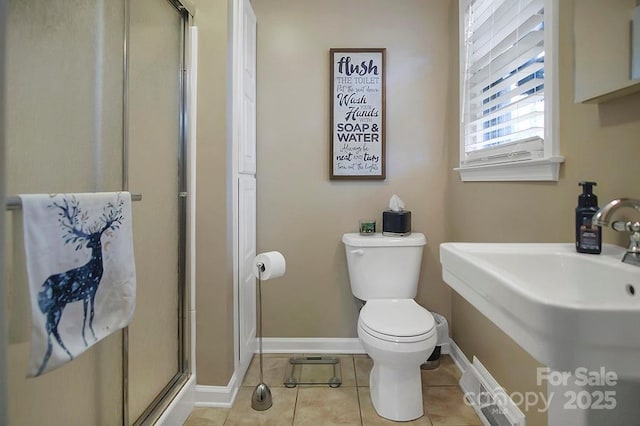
[193,0,236,386]
[253,0,453,338]
[448,1,640,425]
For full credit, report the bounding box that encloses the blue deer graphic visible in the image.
[36,196,124,376]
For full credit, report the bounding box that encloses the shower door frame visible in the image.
[123,0,195,424]
[0,0,7,424]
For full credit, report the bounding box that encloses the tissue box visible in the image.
[382,210,411,236]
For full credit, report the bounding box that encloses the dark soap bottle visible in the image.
[575,181,602,254]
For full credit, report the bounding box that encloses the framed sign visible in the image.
[330,48,386,180]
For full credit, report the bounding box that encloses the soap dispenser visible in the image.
[575,181,601,254]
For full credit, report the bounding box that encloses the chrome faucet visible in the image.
[592,198,640,266]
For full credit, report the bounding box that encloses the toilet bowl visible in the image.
[358,299,436,421]
[342,233,436,422]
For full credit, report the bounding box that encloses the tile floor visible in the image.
[184,354,481,426]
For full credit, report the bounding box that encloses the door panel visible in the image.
[238,175,256,367]
[239,0,257,175]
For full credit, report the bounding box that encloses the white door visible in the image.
[239,0,257,175]
[238,175,256,369]
[237,0,257,373]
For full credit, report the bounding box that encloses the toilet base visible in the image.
[355,301,437,422]
[369,363,424,421]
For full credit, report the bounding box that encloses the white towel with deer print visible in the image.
[20,192,136,377]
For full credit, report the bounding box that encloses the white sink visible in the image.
[440,242,640,379]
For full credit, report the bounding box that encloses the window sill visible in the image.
[455,156,564,182]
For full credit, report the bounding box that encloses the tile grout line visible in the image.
[291,378,299,425]
[350,355,365,426]
[287,354,298,426]
[356,387,364,425]
[222,404,228,426]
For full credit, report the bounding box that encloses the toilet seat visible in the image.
[359,299,435,343]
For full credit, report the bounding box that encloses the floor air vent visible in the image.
[459,356,525,426]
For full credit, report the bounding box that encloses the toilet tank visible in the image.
[342,233,427,300]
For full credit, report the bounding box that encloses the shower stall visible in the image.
[3,0,194,423]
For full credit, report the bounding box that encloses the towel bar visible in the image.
[5,193,143,211]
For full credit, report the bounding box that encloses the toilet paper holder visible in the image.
[252,260,272,411]
[251,251,286,411]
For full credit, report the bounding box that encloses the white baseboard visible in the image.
[197,351,251,408]
[446,339,471,373]
[259,337,365,354]
[195,372,240,409]
[155,375,196,426]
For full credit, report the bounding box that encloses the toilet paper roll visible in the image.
[254,251,286,280]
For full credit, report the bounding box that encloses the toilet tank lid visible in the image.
[342,232,426,247]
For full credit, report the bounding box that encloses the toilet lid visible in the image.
[360,299,435,339]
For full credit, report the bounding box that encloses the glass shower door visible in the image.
[4,0,190,423]
[5,1,125,424]
[127,0,188,423]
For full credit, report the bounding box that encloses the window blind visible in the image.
[462,0,545,166]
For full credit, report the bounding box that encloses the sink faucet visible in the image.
[592,198,640,266]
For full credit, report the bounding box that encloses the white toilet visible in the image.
[342,232,436,422]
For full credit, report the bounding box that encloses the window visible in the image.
[457,0,563,181]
